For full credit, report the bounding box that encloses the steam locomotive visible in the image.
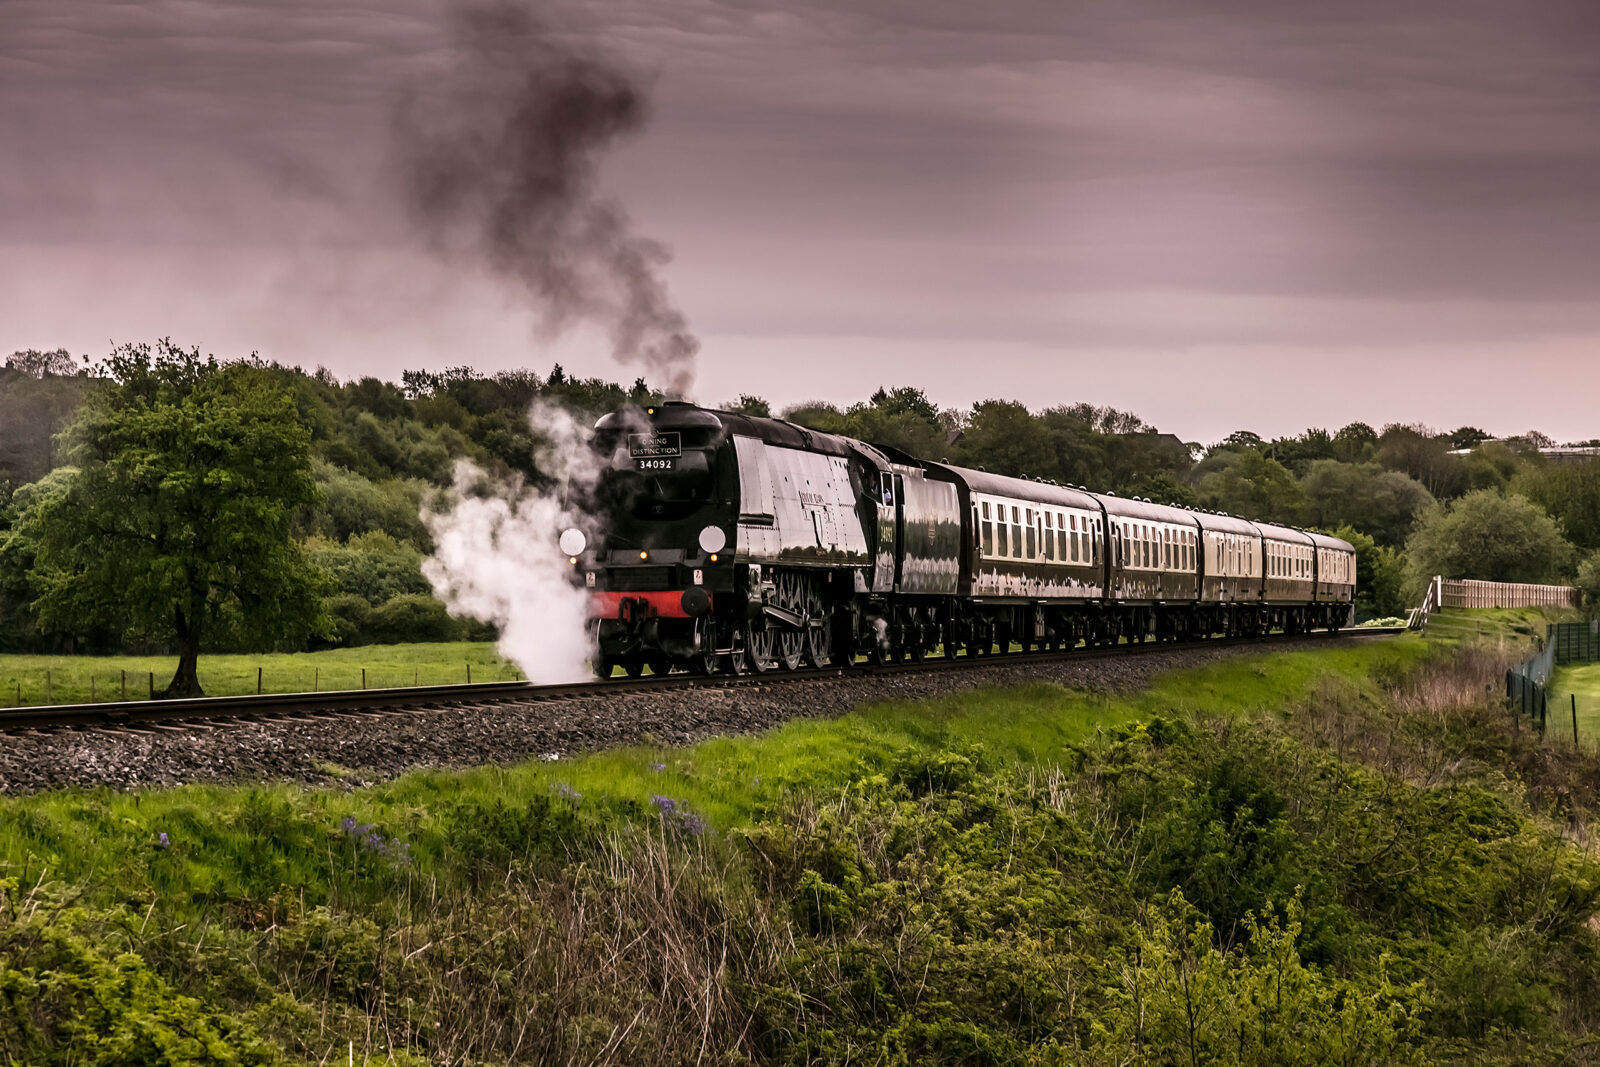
[562,401,1355,677]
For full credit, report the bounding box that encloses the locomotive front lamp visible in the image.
[559,528,586,556]
[698,525,728,554]
[709,553,719,562]
[568,556,577,565]
[639,550,649,560]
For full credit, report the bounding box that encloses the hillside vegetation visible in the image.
[5,632,1600,1064]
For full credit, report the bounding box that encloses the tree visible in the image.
[1332,422,1378,463]
[1515,459,1600,551]
[723,394,771,417]
[1447,426,1491,450]
[957,401,1054,478]
[1298,461,1435,546]
[5,348,83,378]
[1403,490,1573,589]
[1331,526,1409,619]
[1576,551,1600,610]
[1195,450,1304,523]
[20,340,327,696]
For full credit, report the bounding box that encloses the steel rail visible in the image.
[0,627,1406,733]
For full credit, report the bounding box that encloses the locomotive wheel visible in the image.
[774,572,805,671]
[623,658,645,678]
[803,581,832,668]
[646,655,672,677]
[690,618,718,676]
[745,619,775,673]
[592,657,615,680]
[727,628,749,675]
[908,616,926,662]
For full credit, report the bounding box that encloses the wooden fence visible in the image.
[1435,577,1579,610]
[1408,576,1581,630]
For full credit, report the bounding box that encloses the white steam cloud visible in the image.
[420,401,614,685]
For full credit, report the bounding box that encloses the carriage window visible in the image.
[1014,522,1023,558]
[982,518,994,556]
[997,521,1008,557]
[1026,516,1036,559]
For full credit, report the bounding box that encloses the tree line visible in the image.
[2,341,1598,692]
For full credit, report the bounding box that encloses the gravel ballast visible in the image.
[0,637,1368,795]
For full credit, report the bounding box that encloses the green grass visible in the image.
[1423,605,1574,646]
[0,641,525,707]
[1550,662,1600,748]
[0,633,1431,915]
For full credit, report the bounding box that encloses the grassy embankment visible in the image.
[5,613,1599,1064]
[0,643,524,706]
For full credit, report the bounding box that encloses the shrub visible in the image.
[366,593,458,644]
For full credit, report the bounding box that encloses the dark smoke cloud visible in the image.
[392,1,697,395]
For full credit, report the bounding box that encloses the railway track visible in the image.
[0,627,1405,736]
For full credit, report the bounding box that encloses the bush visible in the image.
[306,531,431,607]
[0,889,275,1065]
[366,593,459,644]
[323,593,373,647]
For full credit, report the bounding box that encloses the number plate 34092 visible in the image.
[636,457,676,471]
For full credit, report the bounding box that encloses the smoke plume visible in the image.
[421,401,615,684]
[394,1,697,396]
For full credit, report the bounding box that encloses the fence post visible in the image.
[14,681,20,707]
[314,667,319,692]
[148,671,154,699]
[257,667,263,695]
[90,677,95,703]
[1575,694,1581,748]
[466,663,472,684]
[361,668,367,690]
[121,670,127,701]
[45,669,51,704]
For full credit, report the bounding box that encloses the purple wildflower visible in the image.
[680,813,706,837]
[157,832,170,849]
[555,783,582,802]
[340,816,357,833]
[649,762,666,773]
[650,795,676,815]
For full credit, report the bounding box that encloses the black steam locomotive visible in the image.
[563,402,1355,677]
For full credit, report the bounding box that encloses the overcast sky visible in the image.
[4,0,1598,443]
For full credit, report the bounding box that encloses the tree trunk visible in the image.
[161,605,206,698]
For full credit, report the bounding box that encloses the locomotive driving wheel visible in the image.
[745,617,775,673]
[774,571,805,671]
[802,577,831,668]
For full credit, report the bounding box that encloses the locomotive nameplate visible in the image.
[629,432,681,469]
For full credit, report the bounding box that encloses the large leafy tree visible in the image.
[1404,489,1573,590]
[22,341,326,696]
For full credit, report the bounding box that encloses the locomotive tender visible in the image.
[564,401,1356,677]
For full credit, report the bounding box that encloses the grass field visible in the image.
[1550,661,1600,748]
[0,642,527,707]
